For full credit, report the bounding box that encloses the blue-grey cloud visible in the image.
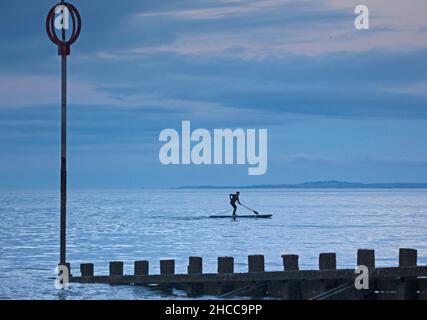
[1,0,427,188]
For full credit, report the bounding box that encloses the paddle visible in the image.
[239,203,260,215]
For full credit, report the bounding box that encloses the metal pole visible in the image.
[60,0,67,266]
[47,1,80,270]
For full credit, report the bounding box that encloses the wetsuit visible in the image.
[229,193,240,216]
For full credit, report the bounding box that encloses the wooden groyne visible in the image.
[70,248,427,300]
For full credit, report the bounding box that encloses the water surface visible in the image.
[1,189,426,299]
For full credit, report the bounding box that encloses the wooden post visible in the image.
[357,249,376,300]
[218,257,234,294]
[318,253,337,295]
[248,255,265,273]
[319,253,336,270]
[188,257,203,274]
[357,249,375,270]
[187,257,204,296]
[247,255,266,296]
[158,260,175,294]
[109,261,124,276]
[399,248,417,267]
[80,263,94,277]
[160,260,175,275]
[218,257,234,273]
[397,248,418,300]
[282,255,299,271]
[280,254,301,299]
[134,260,149,276]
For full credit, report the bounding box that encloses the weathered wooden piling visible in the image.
[319,253,336,270]
[80,263,94,277]
[356,249,376,300]
[70,248,427,300]
[218,257,234,294]
[158,260,175,293]
[399,248,417,267]
[160,260,175,275]
[188,257,203,274]
[187,257,204,296]
[318,253,337,296]
[357,249,375,270]
[248,255,265,273]
[245,255,266,296]
[218,257,234,274]
[134,260,149,276]
[397,248,418,300]
[109,261,123,276]
[280,254,302,299]
[282,254,299,271]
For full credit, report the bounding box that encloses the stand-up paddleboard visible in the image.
[209,214,272,219]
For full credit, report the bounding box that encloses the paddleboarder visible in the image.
[229,192,241,216]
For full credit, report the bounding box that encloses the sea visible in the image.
[1,189,426,299]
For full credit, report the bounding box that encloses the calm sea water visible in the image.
[1,189,426,300]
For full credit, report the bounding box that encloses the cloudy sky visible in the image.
[1,0,427,189]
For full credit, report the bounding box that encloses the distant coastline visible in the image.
[177,181,427,189]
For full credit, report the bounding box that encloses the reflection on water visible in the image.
[1,189,427,299]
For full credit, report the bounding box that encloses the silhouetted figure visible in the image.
[229,192,241,216]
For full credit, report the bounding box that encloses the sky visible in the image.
[0,0,427,189]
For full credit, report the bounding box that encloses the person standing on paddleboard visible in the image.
[229,192,241,216]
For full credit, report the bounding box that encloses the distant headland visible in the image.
[177,181,427,189]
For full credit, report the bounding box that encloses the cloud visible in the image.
[0,75,116,108]
[383,82,427,96]
[4,45,427,122]
[113,28,427,59]
[123,0,427,59]
[94,48,427,120]
[136,0,297,20]
[327,0,427,30]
